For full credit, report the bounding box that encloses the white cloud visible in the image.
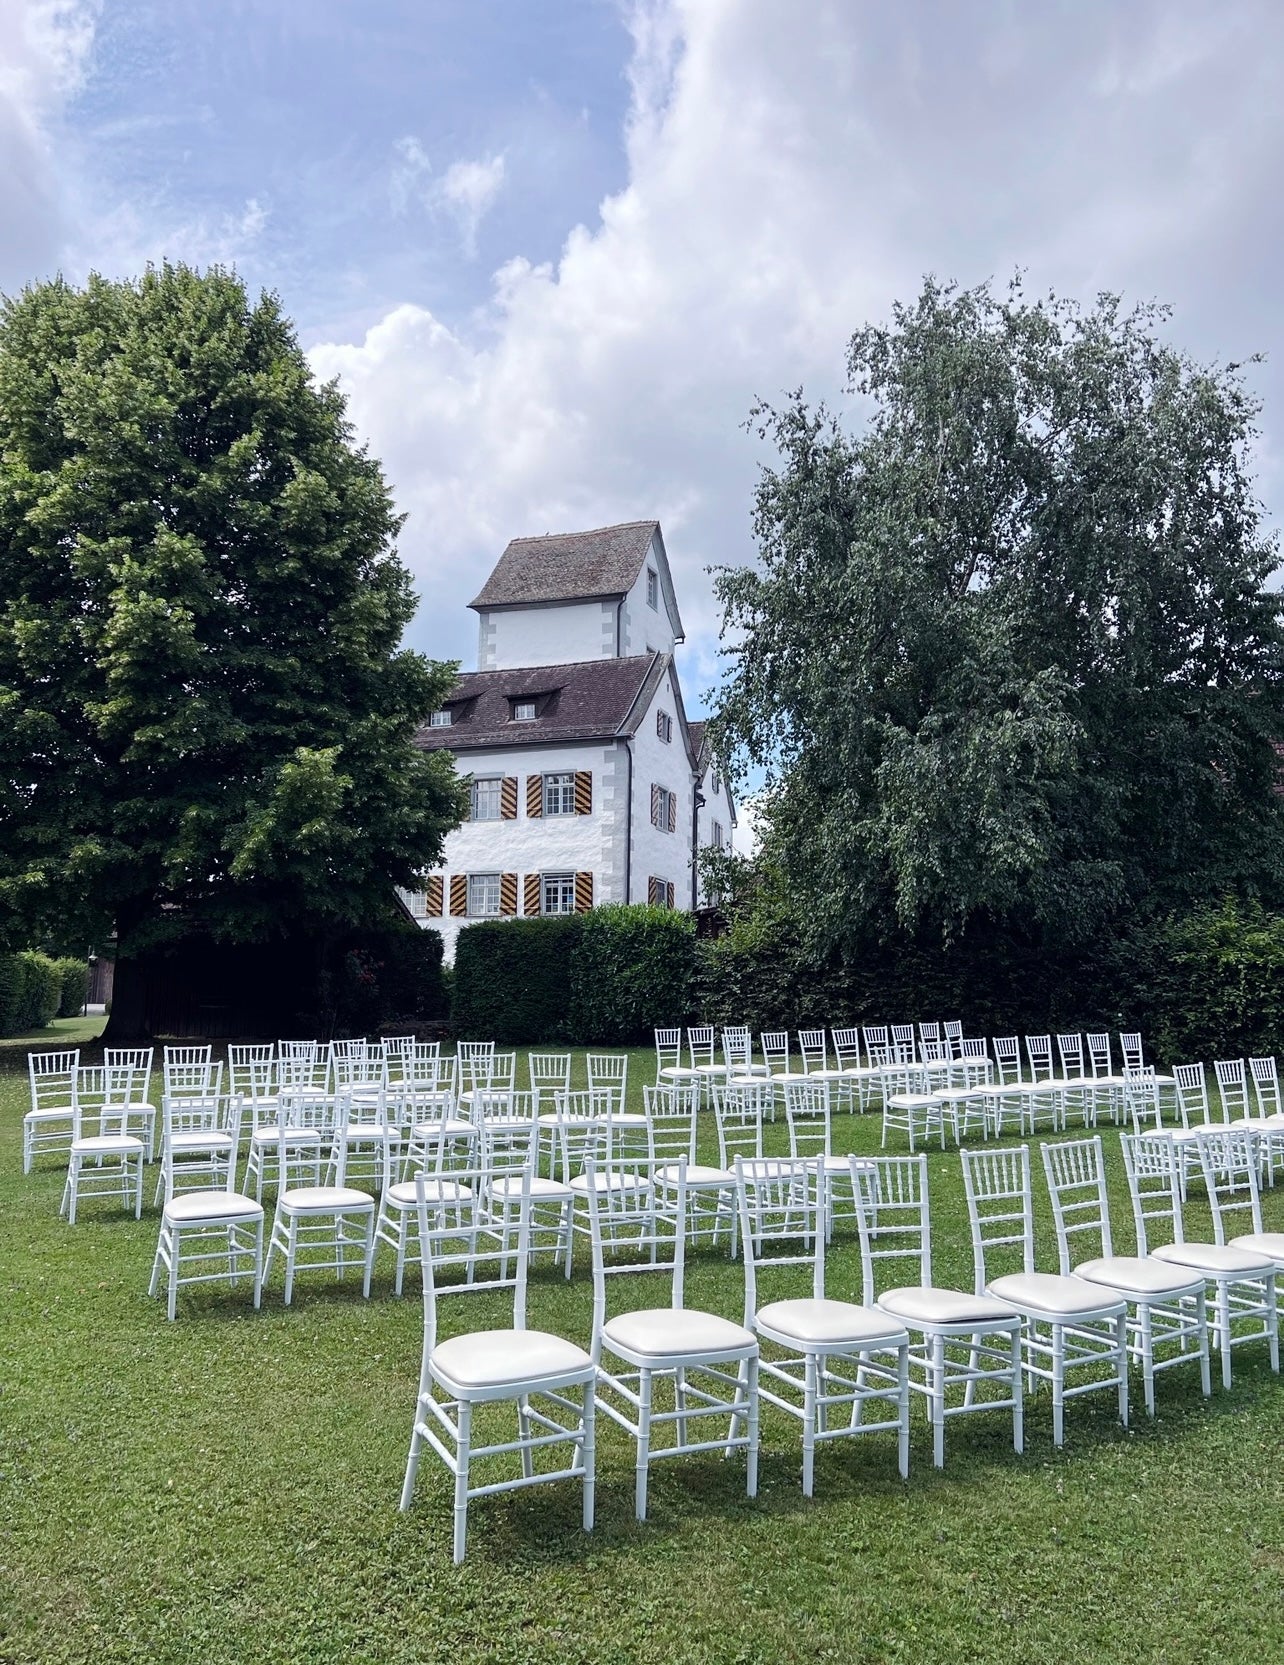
[75,193,270,281]
[388,137,506,255]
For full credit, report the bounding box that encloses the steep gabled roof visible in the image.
[468,520,660,610]
[414,653,667,752]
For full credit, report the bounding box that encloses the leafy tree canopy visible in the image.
[712,276,1284,954]
[0,264,463,1026]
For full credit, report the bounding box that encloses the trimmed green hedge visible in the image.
[452,916,585,1043]
[0,951,63,1035]
[54,958,90,1018]
[568,906,697,1045]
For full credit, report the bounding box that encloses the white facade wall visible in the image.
[629,663,695,907]
[415,740,616,961]
[618,532,679,658]
[478,600,615,670]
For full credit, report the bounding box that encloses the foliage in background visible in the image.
[713,276,1284,962]
[0,264,465,1043]
[53,957,89,1019]
[451,916,585,1043]
[568,906,697,1045]
[0,950,63,1035]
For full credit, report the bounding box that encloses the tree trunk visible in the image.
[99,900,154,1046]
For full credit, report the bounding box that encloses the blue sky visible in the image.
[4,1,1284,739]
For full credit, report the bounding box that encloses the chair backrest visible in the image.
[920,1039,949,1064]
[760,1031,790,1072]
[332,1038,370,1064]
[713,1079,767,1167]
[278,1038,319,1062]
[228,1045,277,1105]
[104,1046,154,1095]
[162,1061,229,1141]
[415,1164,535,1366]
[1249,1056,1281,1120]
[959,1145,1035,1291]
[644,1082,699,1164]
[687,1026,715,1068]
[722,1027,753,1069]
[1118,1132,1185,1253]
[862,1026,889,1061]
[653,1029,682,1077]
[458,1039,496,1066]
[852,1154,933,1303]
[1056,1033,1085,1078]
[163,1045,212,1090]
[1213,1058,1248,1120]
[992,1036,1022,1085]
[586,1053,628,1111]
[71,1066,106,1139]
[890,1024,916,1063]
[102,1058,147,1115]
[1085,1032,1114,1078]
[943,1020,964,1058]
[1119,1032,1146,1073]
[782,1077,832,1160]
[163,1058,222,1106]
[1172,1063,1211,1130]
[1195,1128,1265,1243]
[550,1090,645,1180]
[405,1043,443,1091]
[1040,1136,1113,1273]
[333,1053,389,1117]
[529,1051,573,1095]
[960,1038,989,1061]
[797,1029,828,1072]
[831,1028,861,1070]
[587,1157,686,1343]
[918,1022,941,1051]
[736,1157,827,1324]
[28,1049,79,1111]
[1025,1035,1054,1081]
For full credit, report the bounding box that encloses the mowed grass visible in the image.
[3,1045,1283,1665]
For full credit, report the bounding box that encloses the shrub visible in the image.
[452,916,584,1043]
[54,957,90,1018]
[0,954,24,1035]
[322,923,449,1037]
[16,951,62,1031]
[568,906,697,1045]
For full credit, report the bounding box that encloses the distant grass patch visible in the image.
[0,1013,107,1052]
[2,1046,1282,1663]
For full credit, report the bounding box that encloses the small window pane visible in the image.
[429,710,452,728]
[513,700,537,721]
[471,779,502,821]
[544,773,576,816]
[657,711,672,744]
[542,873,576,915]
[468,873,501,916]
[646,568,658,609]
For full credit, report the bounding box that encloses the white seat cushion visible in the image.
[602,1307,757,1359]
[251,1127,323,1145]
[757,1297,908,1348]
[1074,1256,1204,1298]
[24,1107,73,1122]
[166,1190,264,1223]
[384,1178,474,1207]
[887,1095,939,1109]
[822,1153,875,1175]
[413,1119,473,1140]
[569,1171,651,1195]
[655,1162,730,1187]
[1230,1232,1284,1263]
[71,1134,145,1156]
[987,1272,1126,1318]
[487,1175,573,1201]
[878,1285,1019,1328]
[169,1131,234,1151]
[280,1185,375,1213]
[1152,1240,1275,1276]
[433,1328,593,1390]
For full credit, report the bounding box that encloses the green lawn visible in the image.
[0,1014,106,1052]
[3,1046,1282,1664]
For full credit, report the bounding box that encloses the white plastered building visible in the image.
[405,520,736,961]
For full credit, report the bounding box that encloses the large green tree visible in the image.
[0,264,463,1039]
[714,277,1284,955]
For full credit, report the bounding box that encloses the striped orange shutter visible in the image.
[574,770,592,814]
[526,775,543,817]
[667,792,677,834]
[574,872,594,913]
[500,777,518,819]
[651,783,661,827]
[449,875,467,916]
[424,875,443,916]
[667,880,675,909]
[500,873,518,915]
[523,874,541,915]
[648,876,660,905]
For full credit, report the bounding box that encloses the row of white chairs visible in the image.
[398,1124,1283,1559]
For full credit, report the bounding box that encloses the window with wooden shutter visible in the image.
[647,876,660,906]
[525,775,543,818]
[425,875,444,916]
[523,873,541,915]
[500,873,518,915]
[666,880,676,909]
[651,783,661,827]
[449,874,467,916]
[667,791,677,834]
[574,770,592,814]
[574,871,594,913]
[500,777,518,819]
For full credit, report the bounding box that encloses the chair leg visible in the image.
[1051,1325,1066,1448]
[635,1370,653,1521]
[518,1396,534,1480]
[582,1383,596,1532]
[252,1219,264,1309]
[745,1356,759,1500]
[896,1346,910,1479]
[284,1213,298,1306]
[1139,1306,1155,1417]
[801,1353,818,1497]
[931,1332,946,1469]
[133,1154,144,1220]
[168,1228,180,1322]
[1116,1314,1130,1427]
[1216,1281,1232,1390]
[453,1402,472,1564]
[1011,1328,1024,1456]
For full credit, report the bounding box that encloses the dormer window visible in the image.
[512,700,537,722]
[429,709,452,728]
[656,710,673,744]
[646,568,658,609]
